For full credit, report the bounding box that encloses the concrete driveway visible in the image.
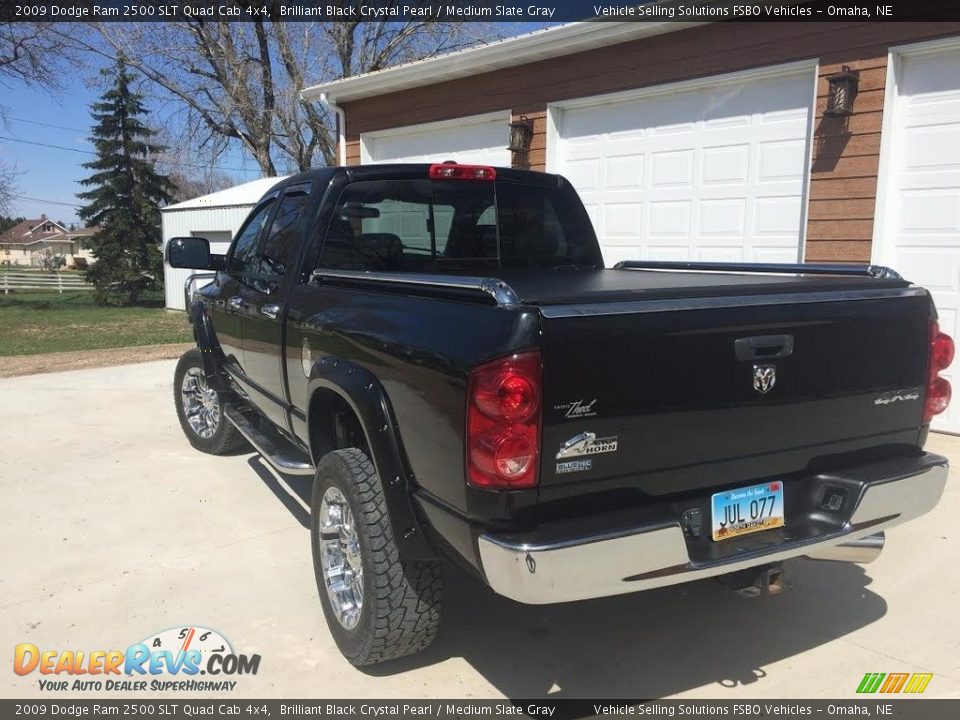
[2,360,959,699]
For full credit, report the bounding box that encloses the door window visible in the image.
[227,198,275,273]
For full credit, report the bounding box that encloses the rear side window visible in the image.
[317,179,599,273]
[256,186,310,277]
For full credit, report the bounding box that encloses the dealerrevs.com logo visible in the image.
[13,626,260,692]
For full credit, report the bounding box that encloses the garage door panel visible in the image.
[651,151,694,187]
[879,45,960,433]
[555,67,813,267]
[606,155,644,189]
[363,115,509,166]
[699,199,747,237]
[902,52,960,96]
[644,243,690,261]
[649,201,692,237]
[899,190,960,232]
[755,196,803,236]
[696,246,746,262]
[903,126,960,170]
[561,157,601,191]
[753,246,804,263]
[702,145,751,185]
[895,249,960,291]
[602,203,643,240]
[757,140,807,183]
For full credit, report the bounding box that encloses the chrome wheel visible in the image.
[180,367,220,440]
[318,486,364,630]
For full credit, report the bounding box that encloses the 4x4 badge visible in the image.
[753,364,776,394]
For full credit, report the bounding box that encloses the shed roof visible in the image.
[301,21,701,105]
[162,176,288,212]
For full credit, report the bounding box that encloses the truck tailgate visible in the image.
[534,274,932,499]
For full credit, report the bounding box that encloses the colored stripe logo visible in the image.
[857,672,933,694]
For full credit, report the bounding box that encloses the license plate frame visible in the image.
[711,481,785,542]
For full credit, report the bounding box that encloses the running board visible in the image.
[223,405,315,476]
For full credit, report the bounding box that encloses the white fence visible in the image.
[0,272,94,294]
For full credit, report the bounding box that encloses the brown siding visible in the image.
[342,22,960,262]
[345,139,360,166]
[807,54,887,262]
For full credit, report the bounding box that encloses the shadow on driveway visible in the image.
[252,455,886,698]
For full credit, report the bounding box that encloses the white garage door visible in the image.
[551,66,816,267]
[362,112,511,167]
[874,43,960,434]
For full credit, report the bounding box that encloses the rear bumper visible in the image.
[478,454,948,604]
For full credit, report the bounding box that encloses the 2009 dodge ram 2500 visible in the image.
[168,163,951,666]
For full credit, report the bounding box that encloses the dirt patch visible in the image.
[0,343,193,378]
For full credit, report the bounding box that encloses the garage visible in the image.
[161,176,285,310]
[549,65,816,266]
[361,112,511,165]
[874,40,960,434]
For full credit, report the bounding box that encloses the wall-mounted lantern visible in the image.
[824,66,860,117]
[508,116,534,155]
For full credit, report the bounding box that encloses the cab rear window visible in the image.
[317,179,600,273]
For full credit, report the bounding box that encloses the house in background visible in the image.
[0,214,99,268]
[303,20,960,433]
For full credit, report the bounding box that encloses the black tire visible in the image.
[311,448,443,666]
[173,349,248,455]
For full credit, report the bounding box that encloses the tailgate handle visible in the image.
[735,335,794,361]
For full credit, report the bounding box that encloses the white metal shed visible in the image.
[161,176,287,310]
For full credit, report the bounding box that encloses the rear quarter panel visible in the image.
[284,283,541,516]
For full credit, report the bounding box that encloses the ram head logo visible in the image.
[753,365,777,394]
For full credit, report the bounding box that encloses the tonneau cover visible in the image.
[493,268,911,306]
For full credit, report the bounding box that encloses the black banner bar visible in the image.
[3,0,960,23]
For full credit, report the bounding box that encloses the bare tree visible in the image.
[0,162,19,215]
[166,169,238,204]
[149,129,243,203]
[72,11,505,174]
[0,22,69,90]
[1,22,79,213]
[34,247,66,272]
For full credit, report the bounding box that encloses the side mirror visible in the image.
[166,237,224,270]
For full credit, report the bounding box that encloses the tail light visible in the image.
[925,321,954,423]
[466,352,541,489]
[429,163,496,181]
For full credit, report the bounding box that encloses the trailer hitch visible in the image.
[718,563,785,597]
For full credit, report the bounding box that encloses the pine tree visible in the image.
[78,60,173,306]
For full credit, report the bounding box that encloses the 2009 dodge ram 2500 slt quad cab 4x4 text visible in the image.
[167,163,951,666]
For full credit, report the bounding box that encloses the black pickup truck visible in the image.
[167,163,951,666]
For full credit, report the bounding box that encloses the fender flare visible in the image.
[306,357,436,559]
[189,300,229,392]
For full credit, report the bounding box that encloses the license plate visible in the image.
[711,481,784,541]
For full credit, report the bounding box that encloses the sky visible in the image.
[0,21,555,228]
[0,72,263,226]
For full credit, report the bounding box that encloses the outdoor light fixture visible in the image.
[825,66,860,117]
[508,116,534,155]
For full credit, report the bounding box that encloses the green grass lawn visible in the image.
[0,291,193,356]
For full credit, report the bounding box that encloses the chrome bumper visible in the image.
[478,460,947,604]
